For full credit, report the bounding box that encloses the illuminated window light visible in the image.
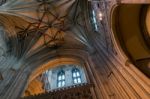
[99,12,103,21]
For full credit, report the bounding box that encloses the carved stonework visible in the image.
[22,83,94,99]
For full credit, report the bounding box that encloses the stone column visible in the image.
[0,67,30,99]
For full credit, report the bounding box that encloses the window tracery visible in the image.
[72,68,82,84]
[41,65,87,90]
[57,70,65,87]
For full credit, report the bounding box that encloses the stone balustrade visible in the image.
[22,83,94,99]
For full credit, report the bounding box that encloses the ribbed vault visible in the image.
[0,0,93,98]
[0,0,92,70]
[0,0,150,99]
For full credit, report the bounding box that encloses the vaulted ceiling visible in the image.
[0,0,92,70]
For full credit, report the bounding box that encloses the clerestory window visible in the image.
[57,70,65,87]
[72,68,82,84]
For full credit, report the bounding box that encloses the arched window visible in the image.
[92,10,98,31]
[72,68,82,84]
[57,70,65,87]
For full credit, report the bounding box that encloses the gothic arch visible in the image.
[22,49,94,96]
[29,52,88,82]
[111,4,150,77]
